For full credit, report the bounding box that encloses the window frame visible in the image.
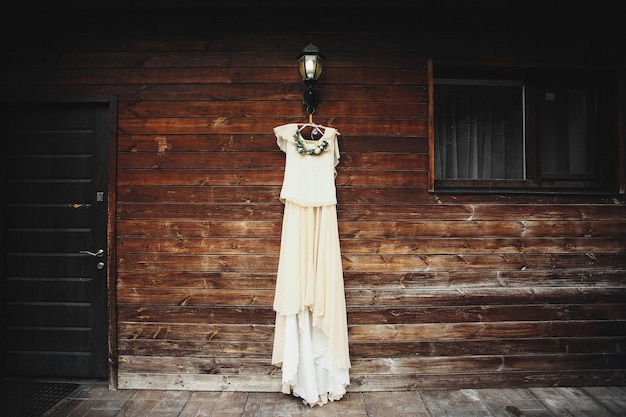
[427,59,622,195]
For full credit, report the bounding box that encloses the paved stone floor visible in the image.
[44,383,626,417]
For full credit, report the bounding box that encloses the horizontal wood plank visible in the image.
[114,202,626,222]
[116,270,626,291]
[117,169,426,187]
[117,370,626,392]
[116,236,626,255]
[115,287,626,308]
[119,100,428,119]
[116,253,625,273]
[117,322,626,343]
[117,354,626,376]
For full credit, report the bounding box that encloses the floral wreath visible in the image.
[293,131,329,156]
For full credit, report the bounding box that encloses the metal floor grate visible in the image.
[0,379,79,417]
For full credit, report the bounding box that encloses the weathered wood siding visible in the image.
[3,6,625,391]
[112,31,436,391]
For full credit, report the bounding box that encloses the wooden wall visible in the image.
[2,5,626,391]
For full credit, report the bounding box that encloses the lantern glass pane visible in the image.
[314,56,323,79]
[304,55,317,79]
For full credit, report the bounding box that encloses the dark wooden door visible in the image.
[2,102,109,378]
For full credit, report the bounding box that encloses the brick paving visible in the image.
[43,382,626,417]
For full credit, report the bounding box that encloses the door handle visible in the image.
[79,249,104,257]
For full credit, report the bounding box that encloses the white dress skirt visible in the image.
[272,201,351,406]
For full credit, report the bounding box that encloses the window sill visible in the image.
[432,179,617,196]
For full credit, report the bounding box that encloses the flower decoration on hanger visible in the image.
[293,131,329,156]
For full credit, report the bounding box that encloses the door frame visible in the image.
[105,95,119,390]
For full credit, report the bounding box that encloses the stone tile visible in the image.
[243,391,279,415]
[131,390,168,400]
[52,399,103,417]
[117,399,158,417]
[335,413,368,417]
[321,393,366,414]
[274,393,307,414]
[246,392,280,404]
[35,382,626,417]
[363,391,430,417]
[76,385,134,401]
[44,398,86,417]
[185,398,219,417]
[529,387,618,417]
[581,386,626,416]
[189,400,217,417]
[146,412,183,417]
[82,410,119,417]
[188,391,222,401]
[420,389,494,417]
[209,391,249,414]
[152,391,191,413]
[90,398,127,412]
[465,389,530,417]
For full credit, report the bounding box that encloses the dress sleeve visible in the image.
[333,131,341,168]
[274,124,292,153]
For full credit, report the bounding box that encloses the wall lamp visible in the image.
[297,43,325,114]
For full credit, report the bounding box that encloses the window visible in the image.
[431,67,618,193]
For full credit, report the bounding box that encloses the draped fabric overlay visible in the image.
[271,124,351,406]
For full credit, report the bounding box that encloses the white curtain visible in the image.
[435,84,524,180]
